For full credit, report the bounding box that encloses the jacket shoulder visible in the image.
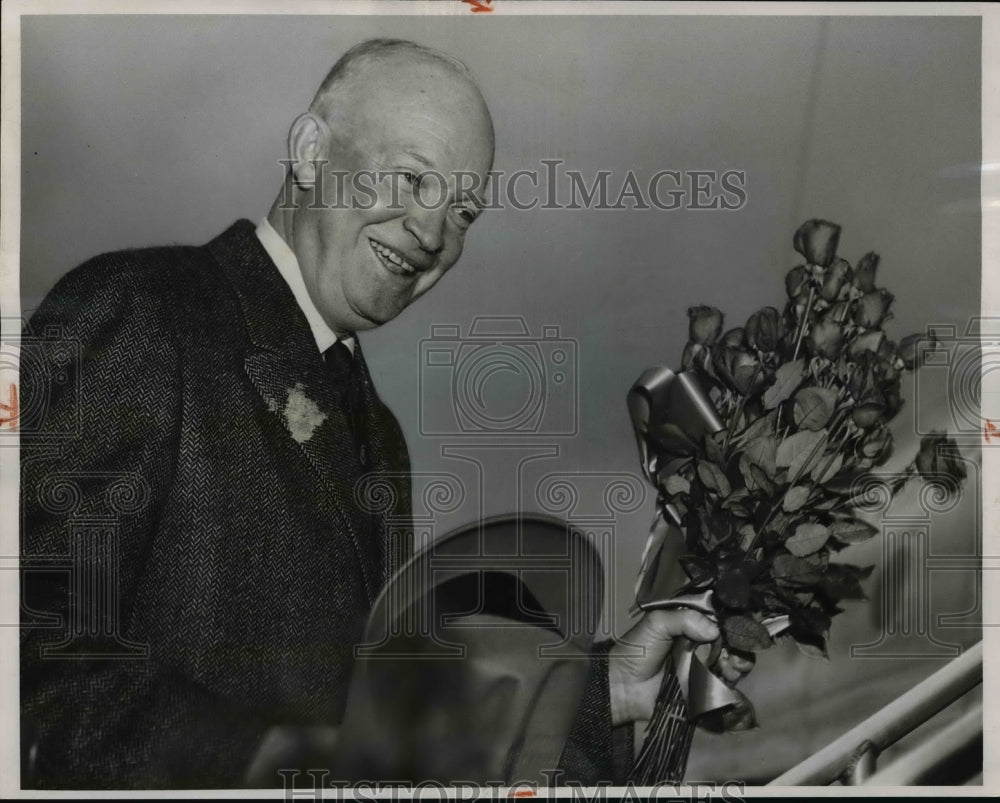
[27,224,253,341]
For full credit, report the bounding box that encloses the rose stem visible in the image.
[723,391,750,455]
[792,285,816,362]
[748,410,848,554]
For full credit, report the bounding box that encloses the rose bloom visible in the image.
[721,327,747,348]
[807,316,844,360]
[849,330,886,359]
[682,340,712,373]
[746,307,783,352]
[820,258,853,302]
[688,305,724,345]
[854,288,894,329]
[848,354,880,399]
[899,331,938,370]
[877,335,897,364]
[859,425,893,466]
[713,343,764,395]
[853,251,879,294]
[848,354,886,428]
[882,382,904,419]
[793,219,841,267]
[785,265,811,298]
[916,432,967,487]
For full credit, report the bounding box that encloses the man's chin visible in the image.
[350,299,408,330]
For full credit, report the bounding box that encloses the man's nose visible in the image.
[402,203,447,255]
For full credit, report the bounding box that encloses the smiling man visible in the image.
[20,39,746,789]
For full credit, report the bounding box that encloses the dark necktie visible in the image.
[323,340,367,466]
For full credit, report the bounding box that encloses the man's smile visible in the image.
[369,238,420,277]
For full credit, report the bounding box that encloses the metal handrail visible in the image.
[862,703,982,785]
[768,641,982,786]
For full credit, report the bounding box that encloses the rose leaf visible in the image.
[785,522,829,556]
[763,359,806,410]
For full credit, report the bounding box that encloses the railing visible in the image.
[768,641,982,786]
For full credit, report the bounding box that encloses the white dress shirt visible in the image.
[255,217,354,354]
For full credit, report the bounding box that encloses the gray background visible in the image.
[21,13,983,782]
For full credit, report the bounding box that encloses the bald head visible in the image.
[309,39,494,151]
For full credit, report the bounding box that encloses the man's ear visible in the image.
[287,112,329,190]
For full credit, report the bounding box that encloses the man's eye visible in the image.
[454,207,479,226]
[400,171,419,187]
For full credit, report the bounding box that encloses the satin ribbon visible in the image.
[633,513,751,731]
[628,366,753,732]
[627,366,725,486]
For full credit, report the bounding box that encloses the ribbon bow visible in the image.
[627,366,753,732]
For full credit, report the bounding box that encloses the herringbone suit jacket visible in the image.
[20,220,413,788]
[20,220,623,790]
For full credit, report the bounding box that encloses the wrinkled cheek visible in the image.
[363,278,415,321]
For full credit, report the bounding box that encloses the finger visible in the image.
[719,646,756,674]
[619,608,720,677]
[728,651,756,673]
[643,607,720,647]
[716,651,743,684]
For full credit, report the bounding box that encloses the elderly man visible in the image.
[20,39,747,789]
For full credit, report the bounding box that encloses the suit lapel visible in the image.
[206,221,378,600]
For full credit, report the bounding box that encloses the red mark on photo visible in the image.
[985,419,998,443]
[462,0,493,12]
[0,383,18,431]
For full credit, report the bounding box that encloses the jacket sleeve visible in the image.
[557,640,634,785]
[20,258,268,789]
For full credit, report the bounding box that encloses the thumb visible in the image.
[621,608,720,678]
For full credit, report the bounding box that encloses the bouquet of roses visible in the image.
[627,219,966,783]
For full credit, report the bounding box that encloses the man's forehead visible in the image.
[342,55,490,124]
[325,51,494,182]
[352,106,493,173]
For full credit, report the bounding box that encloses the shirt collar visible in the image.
[255,217,353,354]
